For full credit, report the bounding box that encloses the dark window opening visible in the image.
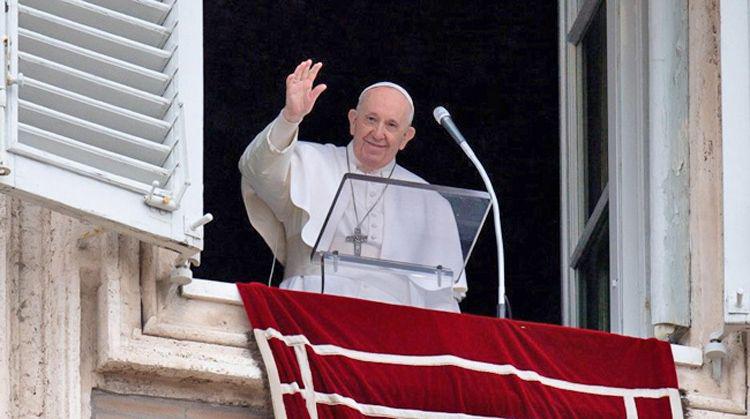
[578,222,610,331]
[198,1,560,322]
[578,1,610,331]
[583,1,609,217]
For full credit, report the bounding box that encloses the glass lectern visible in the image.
[311,173,491,309]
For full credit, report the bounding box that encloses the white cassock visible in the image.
[239,112,466,312]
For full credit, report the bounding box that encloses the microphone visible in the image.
[432,106,468,145]
[433,105,508,319]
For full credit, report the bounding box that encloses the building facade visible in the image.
[560,0,749,416]
[1,0,748,417]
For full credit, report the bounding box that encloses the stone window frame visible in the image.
[95,239,266,398]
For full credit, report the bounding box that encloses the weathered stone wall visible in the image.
[677,0,749,416]
[0,196,270,418]
[90,390,266,418]
[2,198,82,418]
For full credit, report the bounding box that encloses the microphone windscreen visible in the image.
[433,106,450,125]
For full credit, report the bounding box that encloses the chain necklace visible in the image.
[344,150,396,256]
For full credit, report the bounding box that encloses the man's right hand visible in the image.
[282,60,327,124]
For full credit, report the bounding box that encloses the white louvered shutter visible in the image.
[0,0,205,256]
[721,0,750,325]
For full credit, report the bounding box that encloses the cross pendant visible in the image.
[345,227,368,256]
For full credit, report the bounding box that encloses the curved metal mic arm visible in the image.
[433,106,507,318]
[458,142,507,318]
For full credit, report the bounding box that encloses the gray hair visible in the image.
[357,81,414,125]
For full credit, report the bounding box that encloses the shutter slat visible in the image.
[19,5,171,71]
[83,0,171,25]
[21,0,172,48]
[19,100,171,166]
[20,52,171,118]
[19,29,170,95]
[3,0,205,254]
[18,123,172,186]
[22,78,172,142]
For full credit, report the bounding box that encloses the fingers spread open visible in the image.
[301,59,312,80]
[292,60,307,80]
[309,83,327,107]
[286,73,297,86]
[309,62,323,82]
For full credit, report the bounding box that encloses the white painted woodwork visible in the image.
[84,0,171,25]
[18,100,172,165]
[17,123,172,185]
[19,52,171,117]
[559,0,585,328]
[561,0,687,337]
[21,76,171,141]
[647,0,690,330]
[0,0,205,255]
[607,0,651,337]
[720,0,750,326]
[22,0,172,48]
[18,5,172,70]
[19,29,170,94]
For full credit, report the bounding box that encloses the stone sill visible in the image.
[98,275,264,387]
[182,279,704,368]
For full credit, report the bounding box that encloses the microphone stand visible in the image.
[459,142,507,318]
[433,107,506,318]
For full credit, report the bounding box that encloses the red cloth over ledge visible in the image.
[237,283,681,419]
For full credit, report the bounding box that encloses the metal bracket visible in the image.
[705,325,747,384]
[727,287,750,314]
[144,179,190,211]
[184,213,213,239]
[2,35,21,89]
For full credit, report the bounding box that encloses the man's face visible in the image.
[348,87,416,172]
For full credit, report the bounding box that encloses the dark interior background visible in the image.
[198,0,560,323]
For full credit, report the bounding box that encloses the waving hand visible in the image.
[282,60,327,123]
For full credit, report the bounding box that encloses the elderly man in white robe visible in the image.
[239,59,466,312]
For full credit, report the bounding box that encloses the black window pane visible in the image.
[578,222,610,331]
[582,2,608,216]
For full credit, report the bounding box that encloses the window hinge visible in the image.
[144,179,189,211]
[0,163,9,176]
[3,35,22,89]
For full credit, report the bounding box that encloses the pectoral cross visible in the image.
[345,227,368,256]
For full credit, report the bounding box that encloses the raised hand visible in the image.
[282,60,327,123]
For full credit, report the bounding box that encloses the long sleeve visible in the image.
[239,111,300,223]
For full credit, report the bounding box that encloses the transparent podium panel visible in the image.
[320,252,458,310]
[311,173,491,300]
